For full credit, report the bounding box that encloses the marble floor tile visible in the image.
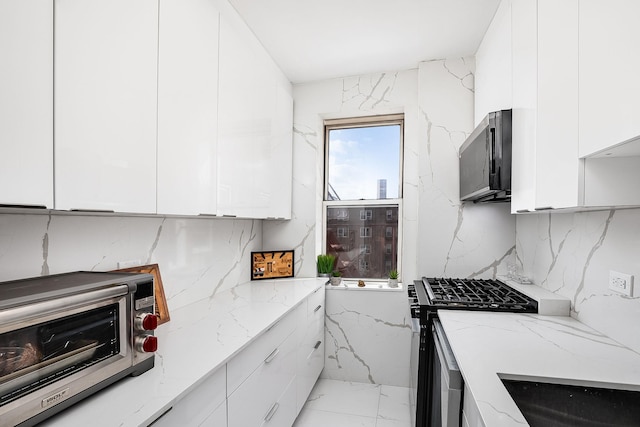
[292,407,377,427]
[377,385,411,422]
[294,379,412,427]
[375,418,412,427]
[303,379,381,418]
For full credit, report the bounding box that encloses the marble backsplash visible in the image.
[516,208,640,354]
[0,211,261,312]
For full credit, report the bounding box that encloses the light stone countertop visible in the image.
[40,278,324,427]
[438,310,640,426]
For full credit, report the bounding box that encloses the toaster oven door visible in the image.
[0,285,131,425]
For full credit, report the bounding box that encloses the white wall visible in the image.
[0,212,261,312]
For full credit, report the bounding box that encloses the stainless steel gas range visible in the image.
[408,277,538,427]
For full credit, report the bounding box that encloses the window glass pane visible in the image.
[326,205,398,279]
[327,125,400,200]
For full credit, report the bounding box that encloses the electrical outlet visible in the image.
[117,259,142,269]
[609,271,634,296]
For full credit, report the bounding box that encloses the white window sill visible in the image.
[324,280,404,292]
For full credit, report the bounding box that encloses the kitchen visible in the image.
[1,0,640,426]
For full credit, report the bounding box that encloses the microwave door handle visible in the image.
[489,127,496,175]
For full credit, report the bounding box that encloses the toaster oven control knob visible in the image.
[135,313,158,331]
[135,335,158,353]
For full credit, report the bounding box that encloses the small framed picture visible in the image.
[251,250,294,280]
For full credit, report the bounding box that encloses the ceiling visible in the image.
[227,0,502,84]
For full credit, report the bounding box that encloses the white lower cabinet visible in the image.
[462,384,485,427]
[227,314,298,427]
[152,366,226,427]
[154,288,325,427]
[296,286,325,414]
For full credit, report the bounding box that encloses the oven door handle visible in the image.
[0,284,130,326]
[432,320,463,389]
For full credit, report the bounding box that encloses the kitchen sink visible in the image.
[500,376,640,426]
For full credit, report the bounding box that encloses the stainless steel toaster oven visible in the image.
[0,271,158,426]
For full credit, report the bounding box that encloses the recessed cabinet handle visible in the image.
[534,206,554,211]
[264,402,280,422]
[264,348,280,363]
[307,341,322,359]
[516,209,530,213]
[314,304,322,313]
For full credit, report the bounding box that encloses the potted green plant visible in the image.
[330,270,342,286]
[388,269,399,288]
[316,254,335,277]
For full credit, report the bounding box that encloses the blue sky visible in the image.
[328,125,400,200]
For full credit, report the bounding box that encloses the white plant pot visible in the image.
[330,277,342,286]
[388,278,399,288]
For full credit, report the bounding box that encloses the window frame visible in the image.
[322,114,404,281]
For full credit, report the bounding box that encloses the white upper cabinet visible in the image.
[217,11,293,219]
[157,0,219,216]
[510,0,580,213]
[474,0,512,126]
[579,0,640,158]
[54,0,158,213]
[0,0,53,208]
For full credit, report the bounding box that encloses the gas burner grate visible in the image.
[423,277,538,313]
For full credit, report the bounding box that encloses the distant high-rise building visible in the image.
[377,179,387,199]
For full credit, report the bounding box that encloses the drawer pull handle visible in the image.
[308,341,322,359]
[264,348,280,363]
[313,304,322,313]
[264,402,280,421]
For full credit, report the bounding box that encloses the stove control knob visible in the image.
[135,335,158,353]
[135,313,158,331]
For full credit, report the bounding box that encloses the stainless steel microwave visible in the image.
[459,109,512,203]
[0,271,158,426]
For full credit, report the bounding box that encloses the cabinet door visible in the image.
[54,0,158,213]
[217,13,292,219]
[535,0,579,210]
[157,0,219,215]
[0,0,53,208]
[265,81,293,220]
[511,0,580,212]
[579,0,640,157]
[510,0,538,213]
[217,15,269,218]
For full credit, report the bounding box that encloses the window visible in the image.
[360,209,373,220]
[323,114,403,279]
[360,227,372,238]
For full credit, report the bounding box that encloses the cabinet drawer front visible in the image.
[260,378,296,427]
[306,286,325,318]
[296,331,324,414]
[228,329,297,427]
[153,366,226,427]
[227,309,297,393]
